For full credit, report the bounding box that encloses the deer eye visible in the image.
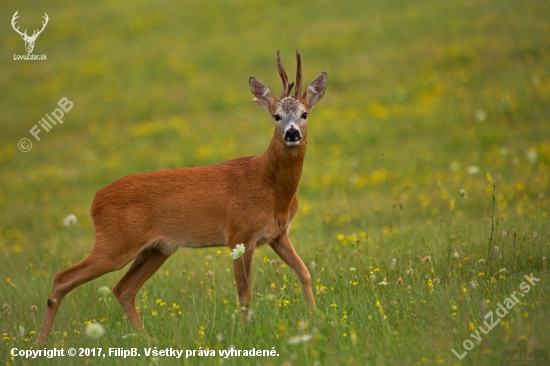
[301,112,308,120]
[274,115,282,122]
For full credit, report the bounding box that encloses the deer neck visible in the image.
[258,130,306,210]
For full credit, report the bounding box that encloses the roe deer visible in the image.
[37,50,327,345]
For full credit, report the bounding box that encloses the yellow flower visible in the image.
[330,303,338,308]
[152,311,158,317]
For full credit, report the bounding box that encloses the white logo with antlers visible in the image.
[11,10,49,54]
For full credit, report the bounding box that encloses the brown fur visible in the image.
[36,51,326,346]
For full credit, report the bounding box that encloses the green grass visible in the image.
[1,0,550,365]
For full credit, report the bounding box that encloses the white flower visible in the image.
[453,252,459,259]
[288,333,314,345]
[533,232,538,240]
[349,267,356,272]
[475,109,487,122]
[458,189,467,198]
[231,244,245,259]
[502,230,507,239]
[98,286,111,297]
[378,279,389,286]
[493,246,499,259]
[391,258,396,269]
[85,322,105,339]
[466,165,481,175]
[63,214,77,226]
[370,274,377,283]
[525,149,537,164]
[216,333,223,342]
[470,280,477,289]
[310,262,316,269]
[18,326,25,339]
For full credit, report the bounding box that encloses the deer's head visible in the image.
[11,11,49,54]
[250,50,327,147]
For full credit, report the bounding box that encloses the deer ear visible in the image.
[249,77,277,113]
[303,72,327,109]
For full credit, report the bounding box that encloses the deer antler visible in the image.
[277,50,294,99]
[11,11,28,37]
[30,13,49,39]
[294,49,302,100]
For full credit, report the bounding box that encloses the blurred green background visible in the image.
[1,0,549,364]
[1,0,549,229]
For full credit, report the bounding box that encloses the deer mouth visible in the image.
[284,127,301,146]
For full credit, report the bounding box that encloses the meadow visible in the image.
[1,0,550,364]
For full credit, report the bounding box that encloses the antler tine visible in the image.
[11,10,27,37]
[277,50,294,99]
[294,49,302,100]
[34,13,49,37]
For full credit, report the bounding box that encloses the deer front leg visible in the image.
[231,242,255,309]
[270,233,316,308]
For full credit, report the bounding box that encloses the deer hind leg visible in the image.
[270,233,316,309]
[37,236,139,346]
[113,247,168,332]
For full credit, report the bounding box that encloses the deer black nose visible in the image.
[284,127,301,142]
